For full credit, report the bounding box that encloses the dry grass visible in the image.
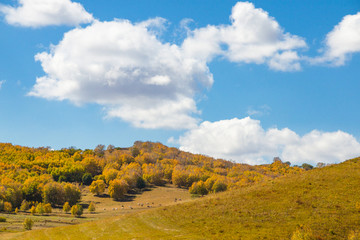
[5,158,360,239]
[0,184,191,237]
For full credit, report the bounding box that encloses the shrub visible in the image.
[23,218,34,230]
[63,202,71,213]
[63,183,81,205]
[109,179,129,200]
[212,180,227,193]
[20,200,30,211]
[89,180,106,196]
[43,182,65,206]
[71,204,83,217]
[14,207,18,214]
[302,163,314,171]
[189,181,208,196]
[30,206,36,215]
[4,202,12,213]
[44,203,52,214]
[35,203,45,215]
[136,177,146,189]
[0,217,6,222]
[82,173,93,186]
[88,202,95,213]
[58,175,67,182]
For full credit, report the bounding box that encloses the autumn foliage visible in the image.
[0,141,304,211]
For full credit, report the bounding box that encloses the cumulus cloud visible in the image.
[29,2,309,129]
[0,0,94,27]
[29,20,212,129]
[178,117,360,165]
[312,12,360,66]
[182,1,306,71]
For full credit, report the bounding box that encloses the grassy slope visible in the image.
[11,158,360,240]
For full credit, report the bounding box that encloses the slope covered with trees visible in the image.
[0,141,304,214]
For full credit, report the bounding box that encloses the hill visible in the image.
[8,157,360,239]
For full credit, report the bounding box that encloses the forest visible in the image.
[0,141,304,214]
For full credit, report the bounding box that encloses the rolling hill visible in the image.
[8,157,360,239]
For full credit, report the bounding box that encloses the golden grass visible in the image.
[7,158,360,239]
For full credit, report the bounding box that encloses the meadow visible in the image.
[2,157,360,239]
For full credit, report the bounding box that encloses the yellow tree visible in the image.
[89,180,105,196]
[109,179,129,200]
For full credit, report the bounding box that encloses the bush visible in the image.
[30,206,36,215]
[20,200,30,211]
[212,180,227,193]
[189,181,208,196]
[23,218,34,230]
[43,182,65,206]
[35,203,45,215]
[44,203,52,214]
[63,183,81,205]
[71,204,83,217]
[82,173,93,186]
[109,179,129,200]
[88,202,95,213]
[136,177,146,189]
[302,163,314,171]
[0,217,6,222]
[63,202,71,213]
[89,180,106,196]
[4,202,12,213]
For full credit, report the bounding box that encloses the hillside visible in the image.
[8,157,360,239]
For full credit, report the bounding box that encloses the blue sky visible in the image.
[0,0,359,165]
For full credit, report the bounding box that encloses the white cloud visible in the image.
[29,2,310,129]
[178,117,360,165]
[312,12,360,66]
[182,2,307,71]
[29,20,212,129]
[0,0,94,27]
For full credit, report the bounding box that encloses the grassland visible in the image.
[0,184,191,238]
[5,157,360,239]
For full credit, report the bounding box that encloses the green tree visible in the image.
[20,200,30,211]
[63,202,71,213]
[82,173,93,186]
[35,202,45,215]
[43,182,65,206]
[302,163,314,171]
[189,181,208,196]
[89,180,105,196]
[63,183,81,205]
[44,203,52,214]
[71,204,83,217]
[23,218,34,230]
[212,180,227,193]
[88,202,95,213]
